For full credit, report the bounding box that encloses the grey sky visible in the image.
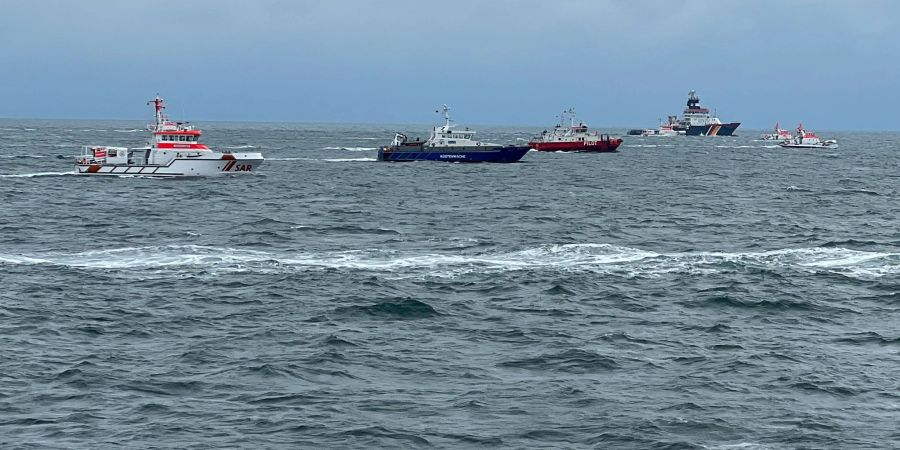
[1,0,898,129]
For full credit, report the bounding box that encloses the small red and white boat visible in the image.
[76,96,264,177]
[779,123,838,149]
[529,108,622,152]
[760,122,792,141]
[641,123,681,136]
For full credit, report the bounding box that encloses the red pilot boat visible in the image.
[529,108,622,152]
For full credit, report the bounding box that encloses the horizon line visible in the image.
[0,116,893,133]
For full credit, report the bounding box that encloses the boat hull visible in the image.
[779,144,837,149]
[686,122,741,136]
[528,138,623,153]
[378,145,529,163]
[75,153,264,177]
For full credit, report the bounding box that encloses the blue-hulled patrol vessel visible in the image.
[377,105,530,163]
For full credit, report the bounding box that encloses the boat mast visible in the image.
[147,94,165,130]
[438,104,452,129]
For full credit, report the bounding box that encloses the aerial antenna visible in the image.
[561,107,576,127]
[436,104,452,127]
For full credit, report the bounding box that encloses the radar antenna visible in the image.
[687,90,700,108]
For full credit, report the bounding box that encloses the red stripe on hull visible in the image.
[154,130,201,135]
[155,143,210,150]
[529,139,623,153]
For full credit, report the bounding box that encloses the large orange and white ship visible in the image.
[76,96,264,177]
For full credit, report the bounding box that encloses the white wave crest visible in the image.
[322,146,377,151]
[322,158,376,162]
[268,157,375,162]
[623,144,676,148]
[0,245,274,270]
[1,244,896,279]
[225,145,256,149]
[0,171,76,178]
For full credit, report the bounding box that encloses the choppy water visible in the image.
[1,119,899,448]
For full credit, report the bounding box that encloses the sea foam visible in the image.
[1,244,896,280]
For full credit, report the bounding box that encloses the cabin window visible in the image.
[448,141,457,144]
[179,136,186,141]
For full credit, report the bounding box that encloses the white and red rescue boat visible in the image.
[779,124,838,149]
[76,96,263,177]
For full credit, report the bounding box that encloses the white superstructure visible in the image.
[535,108,605,143]
[679,90,723,127]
